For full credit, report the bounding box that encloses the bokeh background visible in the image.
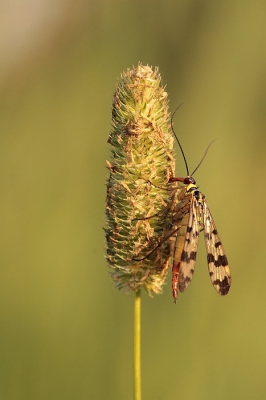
[0,1,265,399]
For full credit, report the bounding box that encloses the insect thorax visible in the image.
[185,182,198,195]
[185,182,205,204]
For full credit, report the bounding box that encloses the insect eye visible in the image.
[184,177,196,185]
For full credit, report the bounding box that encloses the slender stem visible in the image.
[134,290,141,400]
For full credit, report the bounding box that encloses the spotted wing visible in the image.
[178,197,200,292]
[203,202,231,295]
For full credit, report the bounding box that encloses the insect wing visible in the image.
[178,197,200,292]
[203,203,231,295]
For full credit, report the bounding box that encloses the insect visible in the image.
[169,108,231,302]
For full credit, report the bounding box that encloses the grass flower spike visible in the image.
[106,63,176,297]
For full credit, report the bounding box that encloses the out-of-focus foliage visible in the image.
[0,1,265,399]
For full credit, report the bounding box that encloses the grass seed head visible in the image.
[105,63,177,296]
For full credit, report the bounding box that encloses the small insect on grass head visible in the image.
[169,106,231,302]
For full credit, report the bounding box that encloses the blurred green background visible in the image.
[0,1,265,399]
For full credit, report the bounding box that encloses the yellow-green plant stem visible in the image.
[134,290,141,400]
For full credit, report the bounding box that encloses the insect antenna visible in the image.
[171,104,190,176]
[171,106,216,177]
[190,139,216,176]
